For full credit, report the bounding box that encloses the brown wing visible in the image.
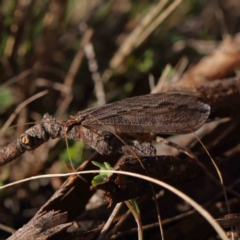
[76,92,210,135]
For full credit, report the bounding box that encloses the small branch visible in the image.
[109,0,169,70]
[84,42,106,106]
[97,203,123,240]
[135,0,182,50]
[0,90,48,137]
[56,28,94,117]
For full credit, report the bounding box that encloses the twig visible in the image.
[0,223,15,234]
[84,42,106,106]
[112,209,196,239]
[151,64,171,93]
[0,69,33,88]
[35,78,72,94]
[135,0,183,50]
[171,56,189,83]
[55,28,94,117]
[148,74,155,91]
[97,203,123,240]
[109,0,169,70]
[0,90,48,137]
[1,66,66,89]
[105,209,132,240]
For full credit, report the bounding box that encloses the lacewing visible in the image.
[74,92,210,136]
[0,92,211,166]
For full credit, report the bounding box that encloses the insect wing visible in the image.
[77,93,210,134]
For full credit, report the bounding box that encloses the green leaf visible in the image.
[91,161,113,186]
[103,162,112,170]
[92,175,108,186]
[92,161,112,171]
[92,161,106,169]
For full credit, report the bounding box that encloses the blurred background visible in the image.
[1,0,240,239]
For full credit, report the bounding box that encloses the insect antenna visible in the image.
[187,125,235,240]
[187,126,230,212]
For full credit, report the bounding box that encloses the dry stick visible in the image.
[55,28,94,117]
[0,90,48,137]
[0,69,33,88]
[35,78,71,94]
[105,209,132,240]
[156,136,197,159]
[0,170,228,240]
[109,0,169,70]
[152,57,188,94]
[84,42,106,106]
[15,107,28,146]
[171,56,189,83]
[0,223,16,234]
[135,0,183,51]
[0,66,66,89]
[151,64,171,93]
[113,209,196,239]
[97,203,123,240]
[148,74,155,91]
[156,136,240,198]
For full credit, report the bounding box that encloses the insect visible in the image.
[74,91,210,135]
[0,92,210,166]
